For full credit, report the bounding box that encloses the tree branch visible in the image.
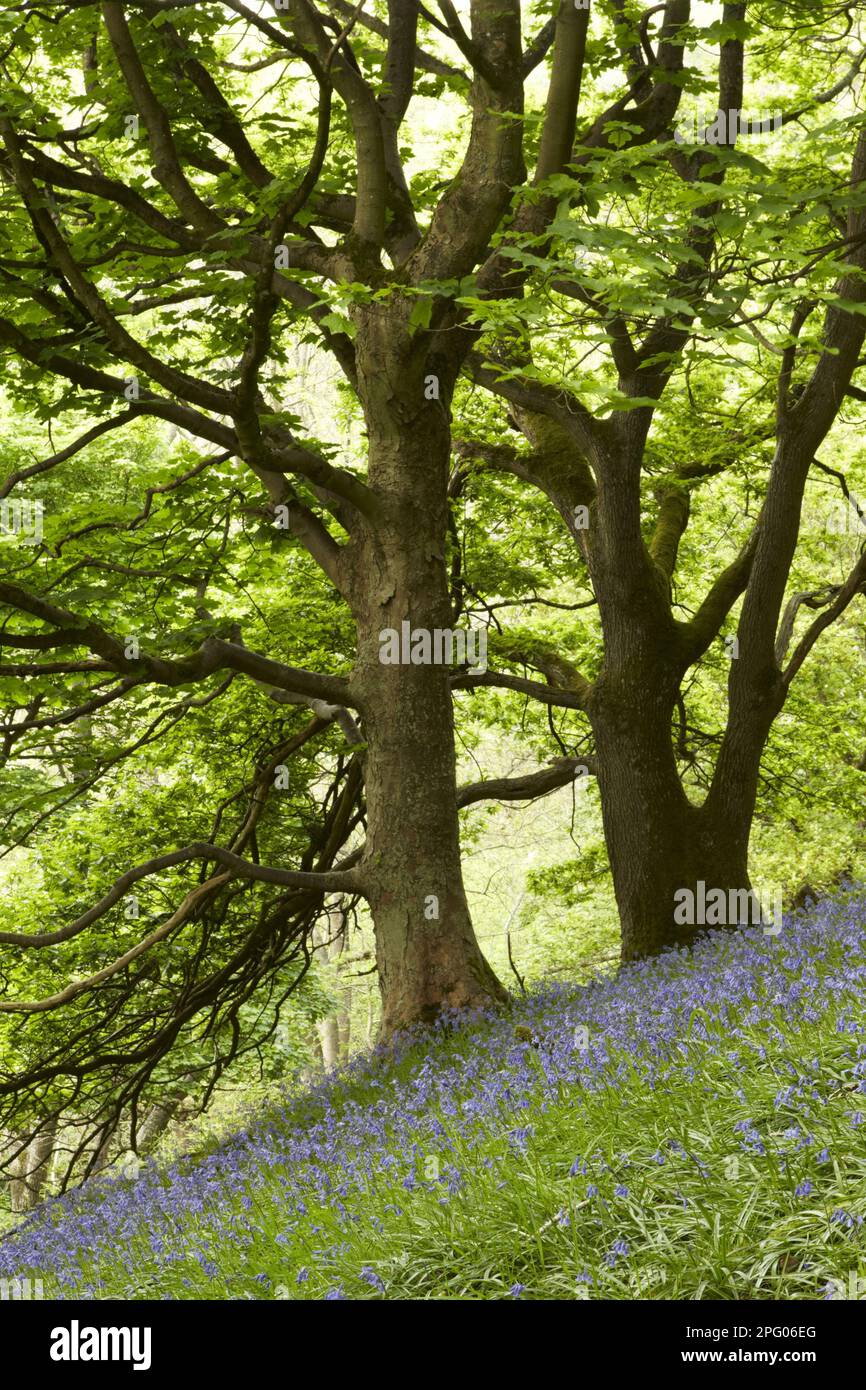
[458,754,596,807]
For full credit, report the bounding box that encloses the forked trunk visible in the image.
[592,682,756,960]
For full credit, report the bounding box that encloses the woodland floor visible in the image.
[2,892,866,1301]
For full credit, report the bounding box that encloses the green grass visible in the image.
[3,895,866,1300]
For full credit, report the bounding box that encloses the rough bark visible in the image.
[358,637,504,1032]
[347,305,507,1034]
[590,675,750,959]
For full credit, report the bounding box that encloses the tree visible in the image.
[1,0,866,1110]
[0,0,527,1044]
[448,0,866,955]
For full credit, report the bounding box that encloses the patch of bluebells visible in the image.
[2,893,866,1298]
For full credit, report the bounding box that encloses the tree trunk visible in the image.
[503,412,776,965]
[9,1137,29,1214]
[137,1097,181,1153]
[318,1013,341,1069]
[337,981,352,1060]
[354,580,505,1032]
[349,308,506,1035]
[314,902,352,1068]
[10,1119,57,1213]
[24,1121,57,1208]
[591,671,753,961]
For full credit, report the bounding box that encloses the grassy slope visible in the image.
[2,893,866,1301]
